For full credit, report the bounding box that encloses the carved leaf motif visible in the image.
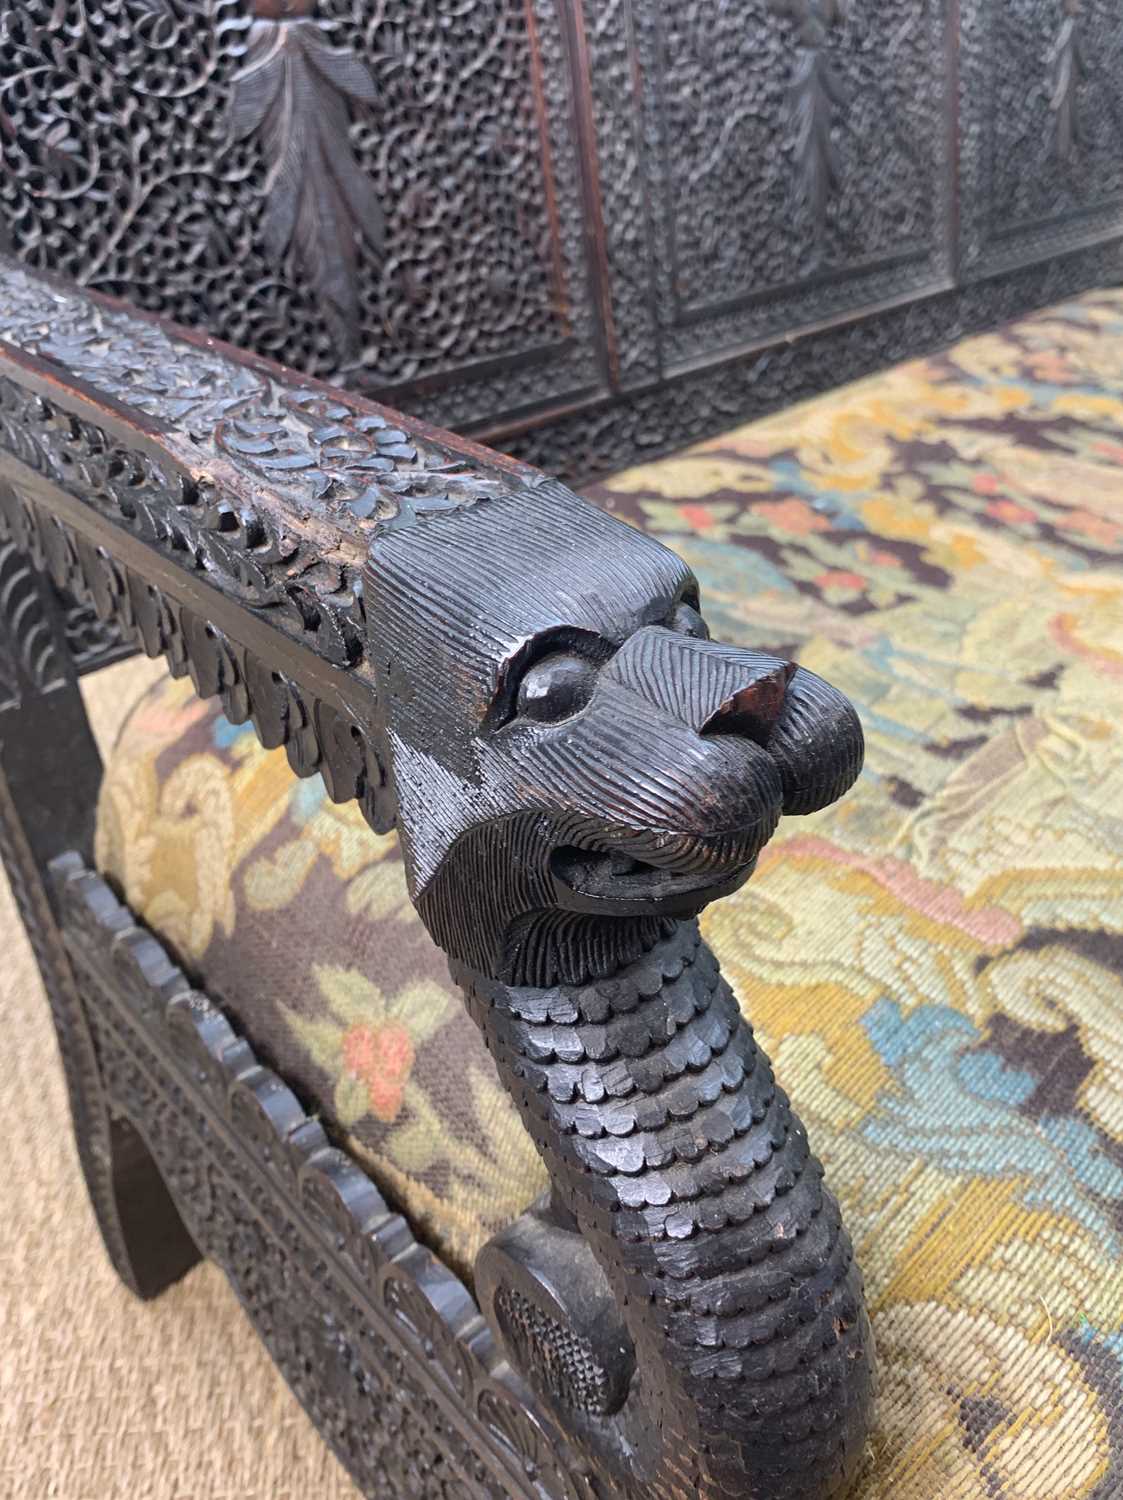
[1048,5,1083,162]
[229,18,383,357]
[773,0,850,250]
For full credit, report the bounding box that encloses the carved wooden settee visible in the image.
[0,261,876,1500]
[6,254,1123,1499]
[5,3,1123,1494]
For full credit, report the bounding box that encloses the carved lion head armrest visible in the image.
[0,257,873,1500]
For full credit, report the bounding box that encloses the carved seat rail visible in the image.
[0,257,874,1500]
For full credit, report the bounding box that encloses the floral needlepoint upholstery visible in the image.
[97,289,1123,1499]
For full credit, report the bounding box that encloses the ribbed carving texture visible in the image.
[0,534,64,709]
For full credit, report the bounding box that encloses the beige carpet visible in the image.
[0,657,359,1500]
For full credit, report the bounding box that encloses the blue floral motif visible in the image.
[762,460,869,526]
[684,535,799,600]
[861,999,1123,1250]
[212,713,256,750]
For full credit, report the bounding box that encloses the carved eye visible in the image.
[515,651,599,723]
[668,601,709,640]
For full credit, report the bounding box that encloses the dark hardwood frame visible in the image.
[0,257,873,1500]
[5,2,1123,484]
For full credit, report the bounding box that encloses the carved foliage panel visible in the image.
[959,0,1123,276]
[0,0,601,426]
[584,0,951,373]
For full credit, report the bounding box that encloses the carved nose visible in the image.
[605,629,797,745]
[699,656,796,744]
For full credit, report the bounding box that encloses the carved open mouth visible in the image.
[550,846,755,919]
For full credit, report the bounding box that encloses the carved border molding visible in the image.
[55,856,603,1500]
[0,372,368,670]
[0,478,393,831]
[499,236,1123,483]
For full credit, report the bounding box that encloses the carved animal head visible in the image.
[367,480,862,984]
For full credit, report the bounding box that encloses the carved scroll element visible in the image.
[61,599,134,675]
[0,532,64,710]
[229,7,384,359]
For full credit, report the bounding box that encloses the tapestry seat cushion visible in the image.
[97,289,1123,1498]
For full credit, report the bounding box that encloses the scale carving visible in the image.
[368,481,875,1498]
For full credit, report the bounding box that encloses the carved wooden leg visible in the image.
[0,507,198,1297]
[54,859,606,1500]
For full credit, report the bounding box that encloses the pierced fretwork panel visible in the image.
[583,0,952,380]
[959,0,1123,279]
[0,0,603,430]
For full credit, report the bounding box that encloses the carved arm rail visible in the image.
[0,258,874,1500]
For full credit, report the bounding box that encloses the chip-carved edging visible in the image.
[52,852,604,1500]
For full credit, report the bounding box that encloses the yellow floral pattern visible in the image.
[99,288,1123,1497]
[97,675,548,1277]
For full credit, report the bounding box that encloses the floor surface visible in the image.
[1,656,359,1500]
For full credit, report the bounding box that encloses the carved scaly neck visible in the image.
[455,922,874,1499]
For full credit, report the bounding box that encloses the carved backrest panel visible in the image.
[959,0,1123,277]
[0,0,601,429]
[2,0,1122,466]
[584,0,951,377]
